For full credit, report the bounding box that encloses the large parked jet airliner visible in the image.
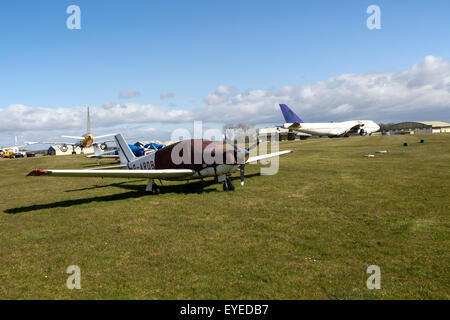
[279,104,380,137]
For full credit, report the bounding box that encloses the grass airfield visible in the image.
[0,134,449,299]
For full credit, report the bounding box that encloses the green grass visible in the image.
[0,134,449,299]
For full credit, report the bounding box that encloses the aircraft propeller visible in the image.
[228,138,260,186]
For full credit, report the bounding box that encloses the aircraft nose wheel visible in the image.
[147,186,160,195]
[150,183,160,195]
[223,177,235,191]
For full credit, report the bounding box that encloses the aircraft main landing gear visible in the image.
[223,177,235,191]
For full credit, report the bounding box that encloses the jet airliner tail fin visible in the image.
[87,107,91,134]
[279,104,304,123]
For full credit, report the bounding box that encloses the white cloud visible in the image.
[0,103,193,135]
[1,55,449,142]
[198,55,450,123]
[119,91,141,99]
[102,101,115,109]
[215,85,236,96]
[160,91,175,99]
[204,85,237,105]
[329,104,354,115]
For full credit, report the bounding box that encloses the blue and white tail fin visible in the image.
[114,133,137,164]
[279,104,304,123]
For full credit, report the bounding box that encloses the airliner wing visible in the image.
[246,150,293,163]
[61,135,85,140]
[1,142,39,149]
[7,143,33,149]
[28,169,195,179]
[347,123,363,134]
[37,141,77,146]
[285,122,301,129]
[94,134,116,140]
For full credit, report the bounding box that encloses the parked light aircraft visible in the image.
[28,133,293,194]
[0,139,37,158]
[44,107,114,154]
[279,104,380,137]
[86,144,120,159]
[86,142,164,160]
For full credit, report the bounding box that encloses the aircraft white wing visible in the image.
[90,164,127,170]
[285,122,301,129]
[246,150,293,163]
[61,135,85,140]
[37,141,78,146]
[93,134,116,140]
[28,169,195,179]
[1,142,39,149]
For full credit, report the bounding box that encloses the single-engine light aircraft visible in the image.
[28,134,293,194]
[0,139,38,158]
[86,141,165,160]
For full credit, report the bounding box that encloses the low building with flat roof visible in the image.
[389,121,450,135]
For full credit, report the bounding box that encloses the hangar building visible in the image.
[389,121,450,135]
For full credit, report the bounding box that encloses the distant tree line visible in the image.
[223,123,257,143]
[378,123,396,132]
[223,123,255,131]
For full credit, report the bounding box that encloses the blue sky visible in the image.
[0,0,449,144]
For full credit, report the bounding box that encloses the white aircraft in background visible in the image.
[279,104,380,137]
[43,107,114,154]
[28,133,293,194]
[86,144,121,160]
[0,137,38,158]
[86,142,163,160]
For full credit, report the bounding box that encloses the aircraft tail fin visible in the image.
[114,133,137,164]
[87,107,91,134]
[279,104,304,123]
